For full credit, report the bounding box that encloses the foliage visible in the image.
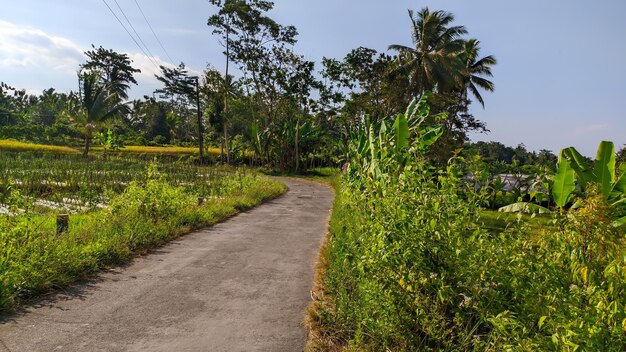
[464,141,558,169]
[552,152,576,208]
[155,63,206,159]
[310,102,626,351]
[79,72,126,157]
[0,5,498,172]
[0,158,286,312]
[81,45,141,101]
[389,8,468,96]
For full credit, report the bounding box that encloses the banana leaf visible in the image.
[498,202,551,214]
[393,113,409,152]
[562,147,593,188]
[592,141,615,196]
[552,154,576,208]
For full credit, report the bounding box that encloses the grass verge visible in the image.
[0,176,286,314]
[305,175,347,351]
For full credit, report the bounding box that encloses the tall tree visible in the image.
[81,45,141,101]
[207,0,298,163]
[320,48,409,122]
[388,8,467,97]
[459,39,496,108]
[80,73,123,157]
[155,63,205,160]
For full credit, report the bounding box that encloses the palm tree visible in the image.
[80,73,123,157]
[459,39,496,108]
[389,8,467,97]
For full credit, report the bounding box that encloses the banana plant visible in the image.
[561,141,624,202]
[501,141,625,227]
[250,120,263,164]
[345,95,444,186]
[552,150,576,208]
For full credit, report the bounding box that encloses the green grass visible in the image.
[478,209,555,235]
[307,172,625,350]
[0,159,287,313]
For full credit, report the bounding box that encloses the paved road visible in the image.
[0,178,333,352]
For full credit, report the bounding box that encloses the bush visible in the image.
[315,160,625,351]
[0,170,286,312]
[310,100,626,350]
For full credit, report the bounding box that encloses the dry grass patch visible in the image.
[0,139,80,154]
[93,145,222,157]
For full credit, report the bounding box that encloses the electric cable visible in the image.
[133,0,176,65]
[111,0,161,67]
[99,0,161,71]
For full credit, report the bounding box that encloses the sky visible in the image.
[1,0,625,157]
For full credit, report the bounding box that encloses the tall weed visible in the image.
[312,100,626,350]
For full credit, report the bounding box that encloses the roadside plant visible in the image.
[345,94,444,190]
[557,141,626,226]
[499,141,625,227]
[315,102,626,350]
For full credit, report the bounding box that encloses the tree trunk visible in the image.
[224,124,230,164]
[83,124,93,158]
[195,77,204,162]
[223,22,231,164]
[295,118,300,172]
[83,134,91,158]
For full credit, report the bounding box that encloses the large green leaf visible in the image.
[404,98,418,121]
[393,113,409,152]
[562,147,593,188]
[611,163,626,194]
[552,154,576,208]
[408,94,430,128]
[498,202,551,214]
[592,141,615,196]
[418,125,443,148]
[368,123,376,162]
[379,121,388,160]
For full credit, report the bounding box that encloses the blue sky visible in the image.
[1,0,624,156]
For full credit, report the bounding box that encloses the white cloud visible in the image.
[128,53,175,86]
[127,54,203,97]
[0,20,202,98]
[0,20,85,73]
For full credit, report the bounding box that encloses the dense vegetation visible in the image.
[0,4,503,171]
[0,153,286,311]
[2,1,624,350]
[307,99,625,351]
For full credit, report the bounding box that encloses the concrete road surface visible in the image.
[0,178,334,352]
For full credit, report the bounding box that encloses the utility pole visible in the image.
[223,18,231,164]
[194,76,204,162]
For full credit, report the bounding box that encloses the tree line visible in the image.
[0,3,499,170]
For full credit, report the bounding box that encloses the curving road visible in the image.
[0,178,333,352]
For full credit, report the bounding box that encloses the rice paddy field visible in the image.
[91,145,222,157]
[0,152,253,214]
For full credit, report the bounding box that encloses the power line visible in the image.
[111,0,161,68]
[99,0,161,71]
[133,0,176,65]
